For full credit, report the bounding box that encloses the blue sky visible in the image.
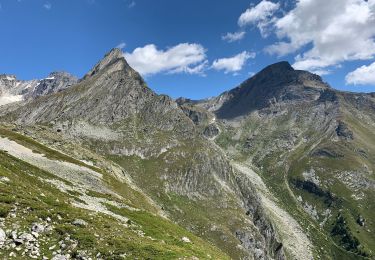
[0,0,374,99]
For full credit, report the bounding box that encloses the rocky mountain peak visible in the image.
[0,74,17,81]
[253,61,326,88]
[212,61,331,118]
[259,61,294,74]
[83,48,133,80]
[48,71,77,79]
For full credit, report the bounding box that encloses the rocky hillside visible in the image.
[0,49,292,259]
[184,62,375,259]
[0,49,373,259]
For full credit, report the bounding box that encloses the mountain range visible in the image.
[0,48,374,260]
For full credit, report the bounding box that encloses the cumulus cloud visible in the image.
[238,0,280,37]
[346,61,375,85]
[264,0,375,72]
[212,51,255,74]
[222,31,246,42]
[124,43,207,76]
[43,2,52,10]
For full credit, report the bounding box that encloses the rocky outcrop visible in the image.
[203,123,220,138]
[336,121,354,140]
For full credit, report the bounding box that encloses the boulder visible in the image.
[72,219,88,227]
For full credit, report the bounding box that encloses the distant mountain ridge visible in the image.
[0,71,77,106]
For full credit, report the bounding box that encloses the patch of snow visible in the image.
[0,94,23,106]
[44,76,55,80]
[5,76,16,81]
[24,83,35,89]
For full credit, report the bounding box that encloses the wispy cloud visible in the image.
[222,31,246,43]
[43,2,52,10]
[128,1,136,8]
[116,42,126,49]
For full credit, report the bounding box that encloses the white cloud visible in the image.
[212,51,255,74]
[116,42,126,49]
[264,0,375,72]
[346,61,375,85]
[124,43,207,76]
[222,31,246,42]
[43,2,51,10]
[171,60,209,75]
[238,0,280,37]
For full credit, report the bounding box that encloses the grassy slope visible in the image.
[109,148,258,260]
[0,126,229,259]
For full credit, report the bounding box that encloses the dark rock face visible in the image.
[336,121,354,140]
[311,148,344,158]
[179,104,209,125]
[214,61,330,119]
[203,124,220,138]
[318,89,339,103]
[292,179,337,207]
[25,72,78,99]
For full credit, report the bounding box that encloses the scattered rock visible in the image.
[31,223,45,233]
[0,228,6,244]
[72,219,88,227]
[51,254,67,260]
[357,215,365,226]
[19,233,35,243]
[181,236,191,243]
[0,176,10,183]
